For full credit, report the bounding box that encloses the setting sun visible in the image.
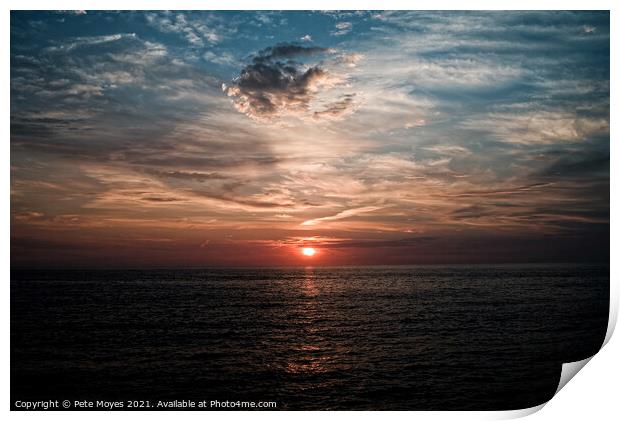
[302,247,316,257]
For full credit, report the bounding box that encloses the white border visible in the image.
[1,1,618,11]
[3,1,617,419]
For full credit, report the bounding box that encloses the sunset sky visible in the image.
[10,11,609,268]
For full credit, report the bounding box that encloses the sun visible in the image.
[302,247,316,257]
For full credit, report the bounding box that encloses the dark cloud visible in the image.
[535,151,609,180]
[313,236,439,249]
[141,196,181,202]
[255,43,327,60]
[445,182,555,198]
[133,155,280,170]
[150,170,228,182]
[224,42,357,120]
[451,205,495,220]
[189,189,294,209]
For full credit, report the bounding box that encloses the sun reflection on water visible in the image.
[285,268,330,375]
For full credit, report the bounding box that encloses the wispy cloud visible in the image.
[331,21,352,36]
[302,206,383,226]
[145,12,221,46]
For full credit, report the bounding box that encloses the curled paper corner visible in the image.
[546,304,615,407]
[547,285,617,404]
[555,356,594,395]
[492,329,612,419]
[487,357,594,420]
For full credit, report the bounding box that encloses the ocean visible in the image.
[11,264,609,410]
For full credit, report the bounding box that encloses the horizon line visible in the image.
[9,260,610,272]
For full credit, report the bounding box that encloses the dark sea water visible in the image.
[11,264,608,410]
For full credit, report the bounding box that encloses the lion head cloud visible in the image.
[223,42,360,121]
